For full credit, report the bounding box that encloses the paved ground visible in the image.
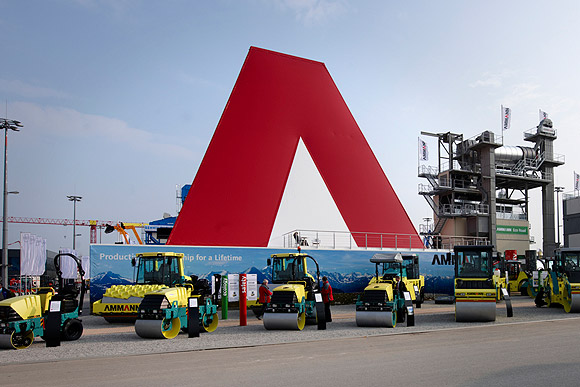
[1,296,580,386]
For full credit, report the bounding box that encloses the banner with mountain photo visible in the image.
[89,244,456,304]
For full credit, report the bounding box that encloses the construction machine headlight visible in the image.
[486,293,494,296]
[285,304,291,308]
[152,309,158,314]
[272,304,278,308]
[457,293,466,296]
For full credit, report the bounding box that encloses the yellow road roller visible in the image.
[134,277,218,339]
[0,252,87,349]
[534,248,580,312]
[356,253,414,327]
[262,252,324,330]
[454,245,500,322]
[93,252,190,322]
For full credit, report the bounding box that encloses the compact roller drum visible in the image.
[356,311,396,327]
[135,317,181,339]
[0,330,34,350]
[263,311,306,330]
[455,301,496,322]
[566,294,580,313]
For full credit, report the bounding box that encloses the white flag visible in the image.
[539,109,548,121]
[575,171,579,191]
[418,137,428,161]
[502,105,511,131]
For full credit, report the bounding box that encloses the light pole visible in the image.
[555,186,564,247]
[1,118,21,287]
[67,195,82,251]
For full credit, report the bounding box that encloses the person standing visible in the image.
[321,276,333,322]
[394,275,407,296]
[256,279,272,320]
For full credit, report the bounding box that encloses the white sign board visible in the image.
[247,274,258,301]
[49,301,61,313]
[228,274,239,302]
[189,297,198,308]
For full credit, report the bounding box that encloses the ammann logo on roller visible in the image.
[104,304,139,312]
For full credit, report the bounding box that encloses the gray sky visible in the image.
[1,0,579,255]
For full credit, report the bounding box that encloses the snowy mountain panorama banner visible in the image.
[89,244,454,304]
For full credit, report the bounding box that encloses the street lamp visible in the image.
[555,186,564,247]
[1,118,22,287]
[67,195,82,250]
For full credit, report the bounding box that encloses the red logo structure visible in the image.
[168,47,422,248]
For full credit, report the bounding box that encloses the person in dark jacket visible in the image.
[321,276,333,322]
[256,279,273,320]
[394,275,407,296]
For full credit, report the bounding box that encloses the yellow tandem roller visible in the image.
[454,245,500,322]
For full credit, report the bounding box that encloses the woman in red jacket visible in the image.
[257,279,273,320]
[321,276,333,322]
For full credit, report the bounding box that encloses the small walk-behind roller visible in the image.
[0,252,87,349]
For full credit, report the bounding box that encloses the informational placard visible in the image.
[49,301,61,312]
[501,288,509,298]
[226,274,257,301]
[532,271,538,287]
[189,297,198,308]
[315,293,323,303]
[403,291,412,301]
[228,274,239,302]
[246,274,257,301]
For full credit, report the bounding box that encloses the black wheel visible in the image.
[416,288,424,308]
[61,318,83,341]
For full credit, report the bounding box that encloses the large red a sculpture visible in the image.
[168,47,422,248]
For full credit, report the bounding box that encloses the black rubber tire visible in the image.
[61,318,83,341]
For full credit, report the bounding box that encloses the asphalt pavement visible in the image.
[2,296,580,386]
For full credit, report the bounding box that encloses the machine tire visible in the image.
[61,318,83,341]
[416,290,423,309]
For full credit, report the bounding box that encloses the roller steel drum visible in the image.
[455,301,496,322]
[263,312,306,330]
[356,311,396,327]
[135,317,181,339]
[0,330,34,350]
[200,312,219,332]
[566,294,580,313]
